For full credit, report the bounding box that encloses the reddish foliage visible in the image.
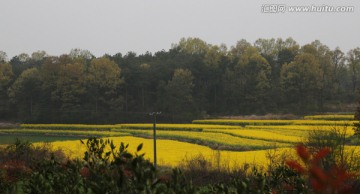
[310,167,327,185]
[0,160,31,183]
[286,144,354,194]
[124,169,133,178]
[285,160,305,174]
[312,147,331,164]
[296,144,310,162]
[158,175,171,183]
[80,167,90,179]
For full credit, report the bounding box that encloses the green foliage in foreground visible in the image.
[0,138,195,194]
[0,137,359,194]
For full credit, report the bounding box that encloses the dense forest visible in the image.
[1,37,360,123]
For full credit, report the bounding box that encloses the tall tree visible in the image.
[31,50,48,61]
[330,47,346,100]
[175,37,209,55]
[162,68,195,121]
[280,53,323,112]
[223,46,271,113]
[54,63,86,114]
[0,63,13,118]
[69,48,94,60]
[347,48,360,93]
[85,57,122,114]
[8,68,42,120]
[0,51,7,63]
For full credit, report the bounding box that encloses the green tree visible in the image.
[8,68,42,120]
[0,63,13,118]
[280,53,323,112]
[302,41,334,109]
[54,63,86,120]
[9,53,32,76]
[347,48,360,93]
[223,46,271,114]
[0,51,7,63]
[330,47,346,100]
[0,63,13,91]
[31,50,48,61]
[175,37,209,55]
[69,48,94,60]
[85,57,122,114]
[162,68,195,121]
[229,39,251,62]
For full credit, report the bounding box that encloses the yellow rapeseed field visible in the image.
[193,119,357,126]
[206,129,303,143]
[304,114,354,120]
[245,125,355,136]
[119,123,243,130]
[1,129,129,137]
[46,136,293,169]
[192,119,292,126]
[123,130,290,149]
[21,124,119,130]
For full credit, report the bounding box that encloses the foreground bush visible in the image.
[0,138,195,194]
[0,137,359,193]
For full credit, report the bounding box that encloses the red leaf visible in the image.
[286,160,306,174]
[296,144,310,162]
[313,147,331,163]
[79,167,90,178]
[310,167,328,184]
[311,179,325,192]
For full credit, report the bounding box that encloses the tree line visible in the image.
[0,37,360,123]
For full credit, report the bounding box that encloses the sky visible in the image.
[0,0,359,59]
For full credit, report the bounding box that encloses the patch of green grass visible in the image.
[122,129,290,151]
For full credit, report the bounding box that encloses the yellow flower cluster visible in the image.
[246,125,355,136]
[192,119,292,126]
[206,129,303,143]
[123,130,290,149]
[193,119,356,126]
[1,129,129,137]
[21,124,119,130]
[119,123,242,130]
[304,114,354,120]
[46,136,293,169]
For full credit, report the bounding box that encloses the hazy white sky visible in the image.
[1,0,359,58]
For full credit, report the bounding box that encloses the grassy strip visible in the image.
[0,129,129,137]
[193,119,357,126]
[245,125,355,136]
[118,124,244,131]
[123,129,290,151]
[203,129,302,144]
[253,128,310,138]
[20,123,244,132]
[304,114,354,120]
[192,120,292,126]
[20,124,120,131]
[119,124,202,132]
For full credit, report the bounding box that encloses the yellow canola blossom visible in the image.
[119,123,242,130]
[193,119,357,126]
[193,119,292,126]
[304,114,354,120]
[46,136,293,169]
[206,129,303,143]
[21,124,119,130]
[246,125,355,136]
[124,130,290,149]
[1,129,129,136]
[31,137,360,171]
